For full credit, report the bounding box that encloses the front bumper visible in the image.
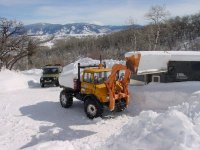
[40,77,58,84]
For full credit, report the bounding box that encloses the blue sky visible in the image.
[0,0,199,25]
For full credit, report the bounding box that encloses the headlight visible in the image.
[106,96,110,101]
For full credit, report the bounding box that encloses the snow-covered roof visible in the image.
[125,51,200,75]
[169,51,200,61]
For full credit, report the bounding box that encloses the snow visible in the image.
[1,58,200,149]
[104,109,200,150]
[41,41,54,48]
[170,51,200,61]
[33,34,103,48]
[105,82,200,150]
[0,69,40,93]
[125,51,200,75]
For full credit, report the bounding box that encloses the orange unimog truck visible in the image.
[59,54,141,119]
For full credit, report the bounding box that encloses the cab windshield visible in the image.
[43,68,59,74]
[94,71,111,84]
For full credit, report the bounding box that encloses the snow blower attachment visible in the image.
[59,53,141,119]
[105,53,141,111]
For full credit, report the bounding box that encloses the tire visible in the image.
[84,96,103,119]
[60,90,73,108]
[55,82,59,87]
[40,82,44,88]
[115,99,126,112]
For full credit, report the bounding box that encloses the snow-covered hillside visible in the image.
[1,58,200,150]
[25,23,138,36]
[27,23,140,48]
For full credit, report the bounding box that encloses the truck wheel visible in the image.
[55,81,59,87]
[84,97,103,119]
[40,82,44,88]
[115,99,126,112]
[60,90,73,108]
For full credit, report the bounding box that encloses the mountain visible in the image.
[25,23,141,36]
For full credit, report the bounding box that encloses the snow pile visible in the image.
[0,69,39,92]
[59,57,124,88]
[22,69,42,75]
[101,82,200,150]
[104,108,200,150]
[129,82,200,114]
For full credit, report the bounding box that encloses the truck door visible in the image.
[81,72,95,94]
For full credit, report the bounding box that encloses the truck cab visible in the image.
[81,68,111,103]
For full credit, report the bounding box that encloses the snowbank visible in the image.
[104,108,200,150]
[22,69,42,75]
[101,82,200,150]
[129,82,200,114]
[59,57,124,88]
[0,69,40,92]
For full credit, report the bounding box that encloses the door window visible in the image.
[83,73,93,83]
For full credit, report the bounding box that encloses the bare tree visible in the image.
[127,17,138,51]
[145,5,170,50]
[0,18,37,70]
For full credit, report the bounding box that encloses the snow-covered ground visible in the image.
[1,58,200,150]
